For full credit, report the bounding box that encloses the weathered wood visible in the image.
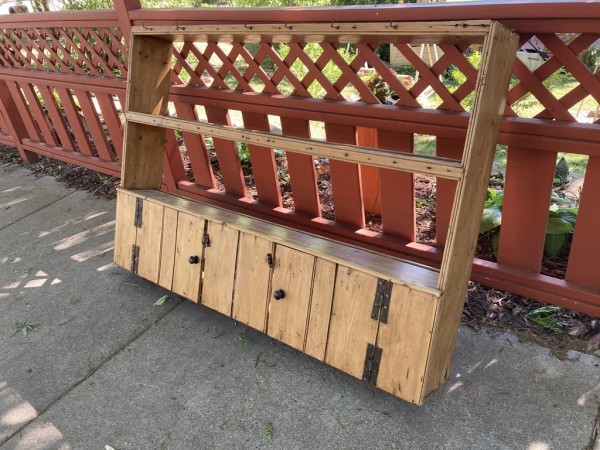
[425,22,519,397]
[304,258,336,361]
[325,266,379,379]
[171,212,205,302]
[126,111,465,180]
[131,21,491,44]
[123,188,440,293]
[375,288,439,405]
[267,246,315,351]
[158,207,178,290]
[114,191,137,270]
[122,35,172,189]
[201,222,239,316]
[232,233,273,331]
[136,199,164,283]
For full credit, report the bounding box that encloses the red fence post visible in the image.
[0,80,39,163]
[113,0,141,45]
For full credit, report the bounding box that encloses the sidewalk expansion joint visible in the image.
[0,190,76,233]
[0,297,184,447]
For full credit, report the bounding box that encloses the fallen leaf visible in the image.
[153,295,168,306]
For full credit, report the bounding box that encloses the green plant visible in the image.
[480,188,578,258]
[361,72,390,103]
[12,322,40,337]
[237,142,251,167]
[265,421,274,440]
[525,306,564,333]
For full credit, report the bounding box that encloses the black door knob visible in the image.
[273,289,285,300]
[188,255,199,264]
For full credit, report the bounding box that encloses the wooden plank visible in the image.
[201,221,239,316]
[378,129,416,240]
[5,81,41,143]
[37,86,76,151]
[566,155,600,289]
[125,188,441,293]
[304,258,336,361]
[204,107,247,197]
[126,111,464,180]
[267,246,315,351]
[280,117,321,217]
[242,111,282,207]
[114,191,137,270]
[122,35,172,189]
[0,81,38,163]
[76,90,115,162]
[21,83,58,146]
[375,288,439,405]
[171,212,205,302]
[324,123,364,228]
[356,127,381,215]
[158,207,178,290]
[173,102,215,188]
[497,146,557,272]
[435,137,463,247]
[427,22,518,397]
[135,199,164,284]
[131,21,491,44]
[325,265,379,379]
[55,87,95,156]
[95,93,124,160]
[232,233,273,332]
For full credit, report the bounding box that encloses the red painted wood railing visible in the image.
[0,0,599,317]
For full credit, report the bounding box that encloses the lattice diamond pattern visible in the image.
[0,27,128,78]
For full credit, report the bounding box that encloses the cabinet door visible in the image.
[232,233,273,332]
[171,212,205,302]
[304,258,336,361]
[325,266,379,380]
[201,222,239,316]
[114,192,163,284]
[375,287,439,404]
[267,246,315,351]
[114,192,137,271]
[135,199,163,283]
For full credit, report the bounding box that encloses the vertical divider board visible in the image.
[115,21,518,405]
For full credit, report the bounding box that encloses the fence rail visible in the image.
[0,0,599,317]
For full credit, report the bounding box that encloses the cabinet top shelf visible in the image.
[119,188,442,295]
[130,21,491,44]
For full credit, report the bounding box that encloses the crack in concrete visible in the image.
[0,298,184,447]
[585,403,600,450]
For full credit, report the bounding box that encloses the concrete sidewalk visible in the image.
[0,163,598,450]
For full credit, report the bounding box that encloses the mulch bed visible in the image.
[2,143,598,358]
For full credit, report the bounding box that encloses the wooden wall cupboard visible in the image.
[114,21,518,404]
[115,189,441,404]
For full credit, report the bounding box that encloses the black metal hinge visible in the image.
[131,244,140,274]
[202,233,211,247]
[362,343,383,385]
[371,278,393,323]
[134,198,143,228]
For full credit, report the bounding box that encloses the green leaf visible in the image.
[550,191,571,206]
[526,306,563,333]
[266,421,274,440]
[491,231,500,257]
[544,233,568,258]
[546,215,574,234]
[480,203,502,234]
[153,295,168,306]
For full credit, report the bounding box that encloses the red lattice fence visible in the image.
[0,1,599,317]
